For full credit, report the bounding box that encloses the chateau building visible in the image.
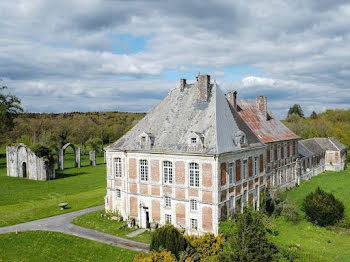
[104,74,346,235]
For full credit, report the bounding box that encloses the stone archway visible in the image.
[58,143,81,170]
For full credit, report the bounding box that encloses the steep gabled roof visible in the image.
[236,99,300,143]
[298,137,345,157]
[107,81,263,155]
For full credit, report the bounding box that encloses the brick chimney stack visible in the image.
[227,91,237,110]
[197,74,211,101]
[180,79,186,91]
[256,96,268,120]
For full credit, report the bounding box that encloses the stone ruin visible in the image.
[6,144,55,181]
[89,151,96,166]
[54,143,81,170]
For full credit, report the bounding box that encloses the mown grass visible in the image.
[72,210,152,244]
[0,231,138,262]
[0,147,106,227]
[273,168,350,262]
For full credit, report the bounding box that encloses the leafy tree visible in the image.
[219,207,277,262]
[0,86,23,135]
[150,224,188,259]
[133,251,176,262]
[287,104,304,118]
[310,111,318,119]
[302,187,344,226]
[87,137,102,152]
[184,233,224,261]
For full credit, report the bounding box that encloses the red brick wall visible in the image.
[221,162,227,186]
[259,154,263,173]
[129,158,137,179]
[236,159,241,181]
[248,157,253,177]
[175,161,185,185]
[151,160,160,182]
[202,191,212,203]
[130,197,138,217]
[202,206,212,231]
[202,163,212,187]
[151,186,160,196]
[175,188,186,200]
[176,203,186,227]
[152,200,160,222]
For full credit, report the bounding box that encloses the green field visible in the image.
[0,231,138,262]
[72,210,152,243]
[273,169,350,262]
[0,147,106,227]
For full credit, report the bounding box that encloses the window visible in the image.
[189,163,199,187]
[254,157,258,176]
[163,161,173,184]
[278,169,281,185]
[191,218,198,229]
[140,160,148,181]
[165,214,172,224]
[141,136,146,142]
[164,196,171,208]
[284,143,287,158]
[228,162,234,184]
[116,189,121,198]
[290,142,293,156]
[115,158,122,177]
[240,135,245,145]
[190,199,198,211]
[191,137,197,144]
[242,160,247,179]
[229,196,234,209]
[243,190,247,206]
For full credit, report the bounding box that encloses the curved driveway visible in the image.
[0,205,149,253]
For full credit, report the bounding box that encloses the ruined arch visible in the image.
[57,143,81,170]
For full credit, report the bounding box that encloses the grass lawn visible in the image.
[0,231,138,262]
[273,168,350,262]
[72,210,152,244]
[0,147,107,227]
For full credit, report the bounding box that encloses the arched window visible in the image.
[163,161,173,184]
[189,162,199,187]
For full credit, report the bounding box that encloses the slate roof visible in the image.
[298,137,345,157]
[298,141,313,158]
[107,80,263,155]
[236,99,300,143]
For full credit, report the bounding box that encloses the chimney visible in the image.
[227,91,237,110]
[197,74,211,101]
[180,79,186,91]
[256,96,268,120]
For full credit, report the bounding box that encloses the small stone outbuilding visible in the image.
[6,144,55,181]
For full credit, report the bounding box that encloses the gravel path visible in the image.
[0,205,149,253]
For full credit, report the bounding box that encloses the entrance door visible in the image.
[22,162,27,178]
[145,210,150,228]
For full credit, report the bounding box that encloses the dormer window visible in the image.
[235,130,247,148]
[141,136,146,142]
[191,138,197,144]
[139,132,154,148]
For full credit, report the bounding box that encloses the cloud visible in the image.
[0,0,349,118]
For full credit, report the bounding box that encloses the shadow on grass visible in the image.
[54,172,90,179]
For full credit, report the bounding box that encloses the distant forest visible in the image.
[283,108,350,150]
[1,111,146,154]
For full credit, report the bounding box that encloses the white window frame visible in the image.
[191,137,197,144]
[242,160,247,180]
[116,188,121,198]
[163,161,173,184]
[190,199,198,212]
[284,143,287,158]
[114,158,122,178]
[164,196,171,208]
[270,144,274,161]
[165,214,172,224]
[190,218,198,229]
[139,160,149,181]
[278,169,281,185]
[189,162,199,187]
[254,156,258,176]
[228,162,234,185]
[229,196,234,209]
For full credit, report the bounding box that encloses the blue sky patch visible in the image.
[107,33,147,54]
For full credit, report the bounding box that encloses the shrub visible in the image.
[29,143,54,162]
[219,207,277,261]
[281,199,300,223]
[150,224,187,259]
[133,251,176,262]
[338,214,350,228]
[185,233,224,260]
[302,187,344,226]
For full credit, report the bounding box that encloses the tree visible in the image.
[310,111,318,119]
[219,207,277,262]
[150,224,188,259]
[87,137,102,152]
[302,187,344,226]
[287,104,304,118]
[0,86,23,134]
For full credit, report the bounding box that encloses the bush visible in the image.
[184,233,224,260]
[29,143,54,162]
[338,214,350,228]
[302,187,344,226]
[133,251,176,262]
[150,224,187,259]
[281,199,300,223]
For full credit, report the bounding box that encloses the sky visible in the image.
[1,0,350,119]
